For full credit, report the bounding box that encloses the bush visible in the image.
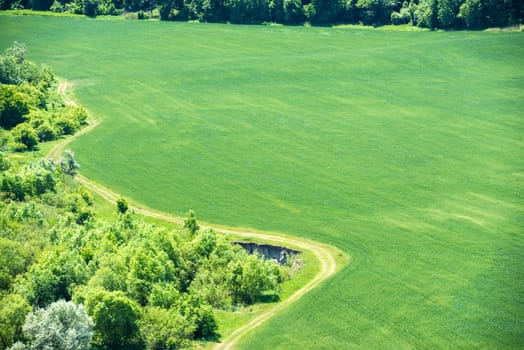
[1,160,58,201]
[60,150,80,176]
[0,85,30,129]
[12,124,38,151]
[116,197,128,214]
[0,294,32,349]
[0,151,10,171]
[140,307,194,350]
[22,300,93,350]
[36,122,57,142]
[84,290,142,349]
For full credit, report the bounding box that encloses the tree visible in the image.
[147,282,181,309]
[60,150,80,176]
[22,300,93,350]
[18,249,88,308]
[438,0,462,28]
[126,241,176,305]
[178,293,217,339]
[268,0,285,22]
[0,238,32,291]
[283,0,304,23]
[193,229,217,258]
[84,0,99,16]
[458,0,483,28]
[227,253,280,305]
[0,85,30,129]
[0,294,32,349]
[356,0,396,25]
[140,307,194,350]
[415,0,438,28]
[116,197,129,214]
[0,42,26,85]
[183,210,199,236]
[84,290,141,349]
[308,0,346,24]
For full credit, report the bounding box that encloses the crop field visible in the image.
[1,15,523,348]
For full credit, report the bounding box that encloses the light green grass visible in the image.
[1,16,523,348]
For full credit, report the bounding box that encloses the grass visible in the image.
[1,16,523,348]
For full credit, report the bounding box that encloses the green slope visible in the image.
[1,16,523,348]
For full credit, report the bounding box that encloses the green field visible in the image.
[1,16,523,348]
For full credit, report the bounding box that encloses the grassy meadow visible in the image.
[1,16,523,348]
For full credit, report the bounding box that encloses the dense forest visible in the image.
[1,0,523,29]
[0,44,293,349]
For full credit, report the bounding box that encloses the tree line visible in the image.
[1,0,522,29]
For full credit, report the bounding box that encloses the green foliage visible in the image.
[178,293,217,339]
[140,307,194,350]
[0,151,10,171]
[126,240,176,305]
[227,253,280,305]
[0,238,32,290]
[438,0,462,28]
[12,123,38,151]
[0,42,26,85]
[356,0,396,25]
[0,84,30,129]
[59,150,79,176]
[0,294,32,349]
[283,0,304,23]
[1,159,58,201]
[1,0,522,26]
[84,289,141,349]
[87,256,128,292]
[22,300,93,350]
[18,249,89,307]
[84,0,99,16]
[458,0,483,28]
[183,209,199,236]
[116,197,128,214]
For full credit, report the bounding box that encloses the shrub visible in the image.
[116,197,128,214]
[0,85,30,129]
[140,307,194,350]
[12,124,38,151]
[36,122,57,142]
[0,294,32,349]
[84,290,142,349]
[22,300,93,350]
[0,151,10,171]
[60,150,79,176]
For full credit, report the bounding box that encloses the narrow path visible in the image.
[50,80,341,350]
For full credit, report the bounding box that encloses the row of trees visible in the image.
[1,0,522,28]
[0,43,88,152]
[0,151,291,349]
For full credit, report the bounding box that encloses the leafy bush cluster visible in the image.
[0,154,290,349]
[0,43,88,152]
[1,0,522,29]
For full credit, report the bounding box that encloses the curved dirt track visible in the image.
[49,80,341,350]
